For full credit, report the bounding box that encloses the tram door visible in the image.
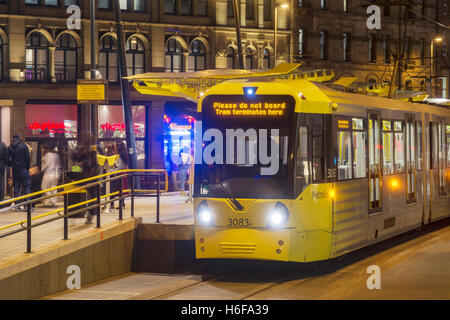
[368,113,382,213]
[405,115,417,203]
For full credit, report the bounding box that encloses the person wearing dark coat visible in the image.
[0,140,9,204]
[8,134,31,210]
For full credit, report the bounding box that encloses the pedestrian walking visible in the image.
[8,134,31,211]
[0,140,9,205]
[40,145,61,207]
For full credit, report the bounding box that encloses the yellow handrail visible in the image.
[0,169,168,233]
[0,169,168,207]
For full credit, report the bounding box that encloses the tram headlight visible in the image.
[268,202,290,228]
[197,201,213,226]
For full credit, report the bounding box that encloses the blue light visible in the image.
[243,87,258,96]
[247,88,254,95]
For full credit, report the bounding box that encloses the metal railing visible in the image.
[0,169,167,253]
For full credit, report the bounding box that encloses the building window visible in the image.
[165,0,176,14]
[45,0,58,6]
[343,33,350,62]
[343,0,348,12]
[263,48,272,69]
[181,0,192,15]
[227,0,234,18]
[120,0,128,10]
[384,5,391,16]
[99,35,119,81]
[0,36,3,81]
[245,47,256,69]
[320,31,328,60]
[264,0,271,21]
[26,32,49,82]
[369,34,376,63]
[246,0,254,19]
[25,0,39,4]
[65,0,78,5]
[420,38,425,65]
[383,37,391,64]
[226,46,236,69]
[382,120,394,175]
[405,37,411,61]
[188,40,206,72]
[298,29,304,58]
[55,33,78,82]
[394,121,405,173]
[444,0,448,15]
[98,0,111,9]
[321,0,326,10]
[197,0,207,16]
[165,38,184,72]
[126,36,145,76]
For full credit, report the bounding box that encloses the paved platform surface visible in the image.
[0,193,193,263]
[46,224,450,300]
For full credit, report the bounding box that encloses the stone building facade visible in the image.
[293,0,449,97]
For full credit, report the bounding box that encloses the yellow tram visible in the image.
[193,79,450,263]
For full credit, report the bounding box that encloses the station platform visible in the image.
[0,192,194,262]
[0,192,195,299]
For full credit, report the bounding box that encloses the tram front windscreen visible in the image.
[196,94,296,199]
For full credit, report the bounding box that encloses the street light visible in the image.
[430,36,442,98]
[274,3,289,66]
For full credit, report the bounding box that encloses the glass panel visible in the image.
[383,131,394,175]
[338,131,352,180]
[98,105,146,138]
[197,0,207,16]
[181,0,192,15]
[353,131,367,178]
[417,122,423,171]
[98,0,110,9]
[134,0,145,11]
[395,132,405,173]
[295,126,310,193]
[352,118,363,130]
[312,116,324,181]
[45,0,58,6]
[165,0,175,13]
[25,104,78,138]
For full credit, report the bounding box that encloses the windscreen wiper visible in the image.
[204,166,244,211]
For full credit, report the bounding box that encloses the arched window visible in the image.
[165,38,184,73]
[55,33,78,82]
[245,47,256,70]
[263,48,272,69]
[26,32,49,82]
[226,46,236,69]
[99,35,118,81]
[188,40,206,72]
[126,36,145,76]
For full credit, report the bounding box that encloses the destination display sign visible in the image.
[203,95,294,120]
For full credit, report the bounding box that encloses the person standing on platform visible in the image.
[0,140,9,205]
[40,145,62,207]
[8,134,31,211]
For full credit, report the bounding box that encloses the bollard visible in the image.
[96,184,101,228]
[26,203,32,253]
[64,193,69,240]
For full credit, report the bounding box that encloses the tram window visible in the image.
[382,120,394,175]
[394,121,405,173]
[438,121,447,194]
[447,125,450,167]
[337,131,353,180]
[431,122,438,170]
[406,118,416,171]
[312,115,325,181]
[295,126,310,193]
[416,121,423,171]
[352,118,367,179]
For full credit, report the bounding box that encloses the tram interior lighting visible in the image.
[268,202,289,228]
[197,201,213,225]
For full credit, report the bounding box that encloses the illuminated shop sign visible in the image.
[169,123,192,131]
[27,121,69,134]
[100,122,141,134]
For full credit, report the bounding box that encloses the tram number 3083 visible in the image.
[226,218,252,228]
